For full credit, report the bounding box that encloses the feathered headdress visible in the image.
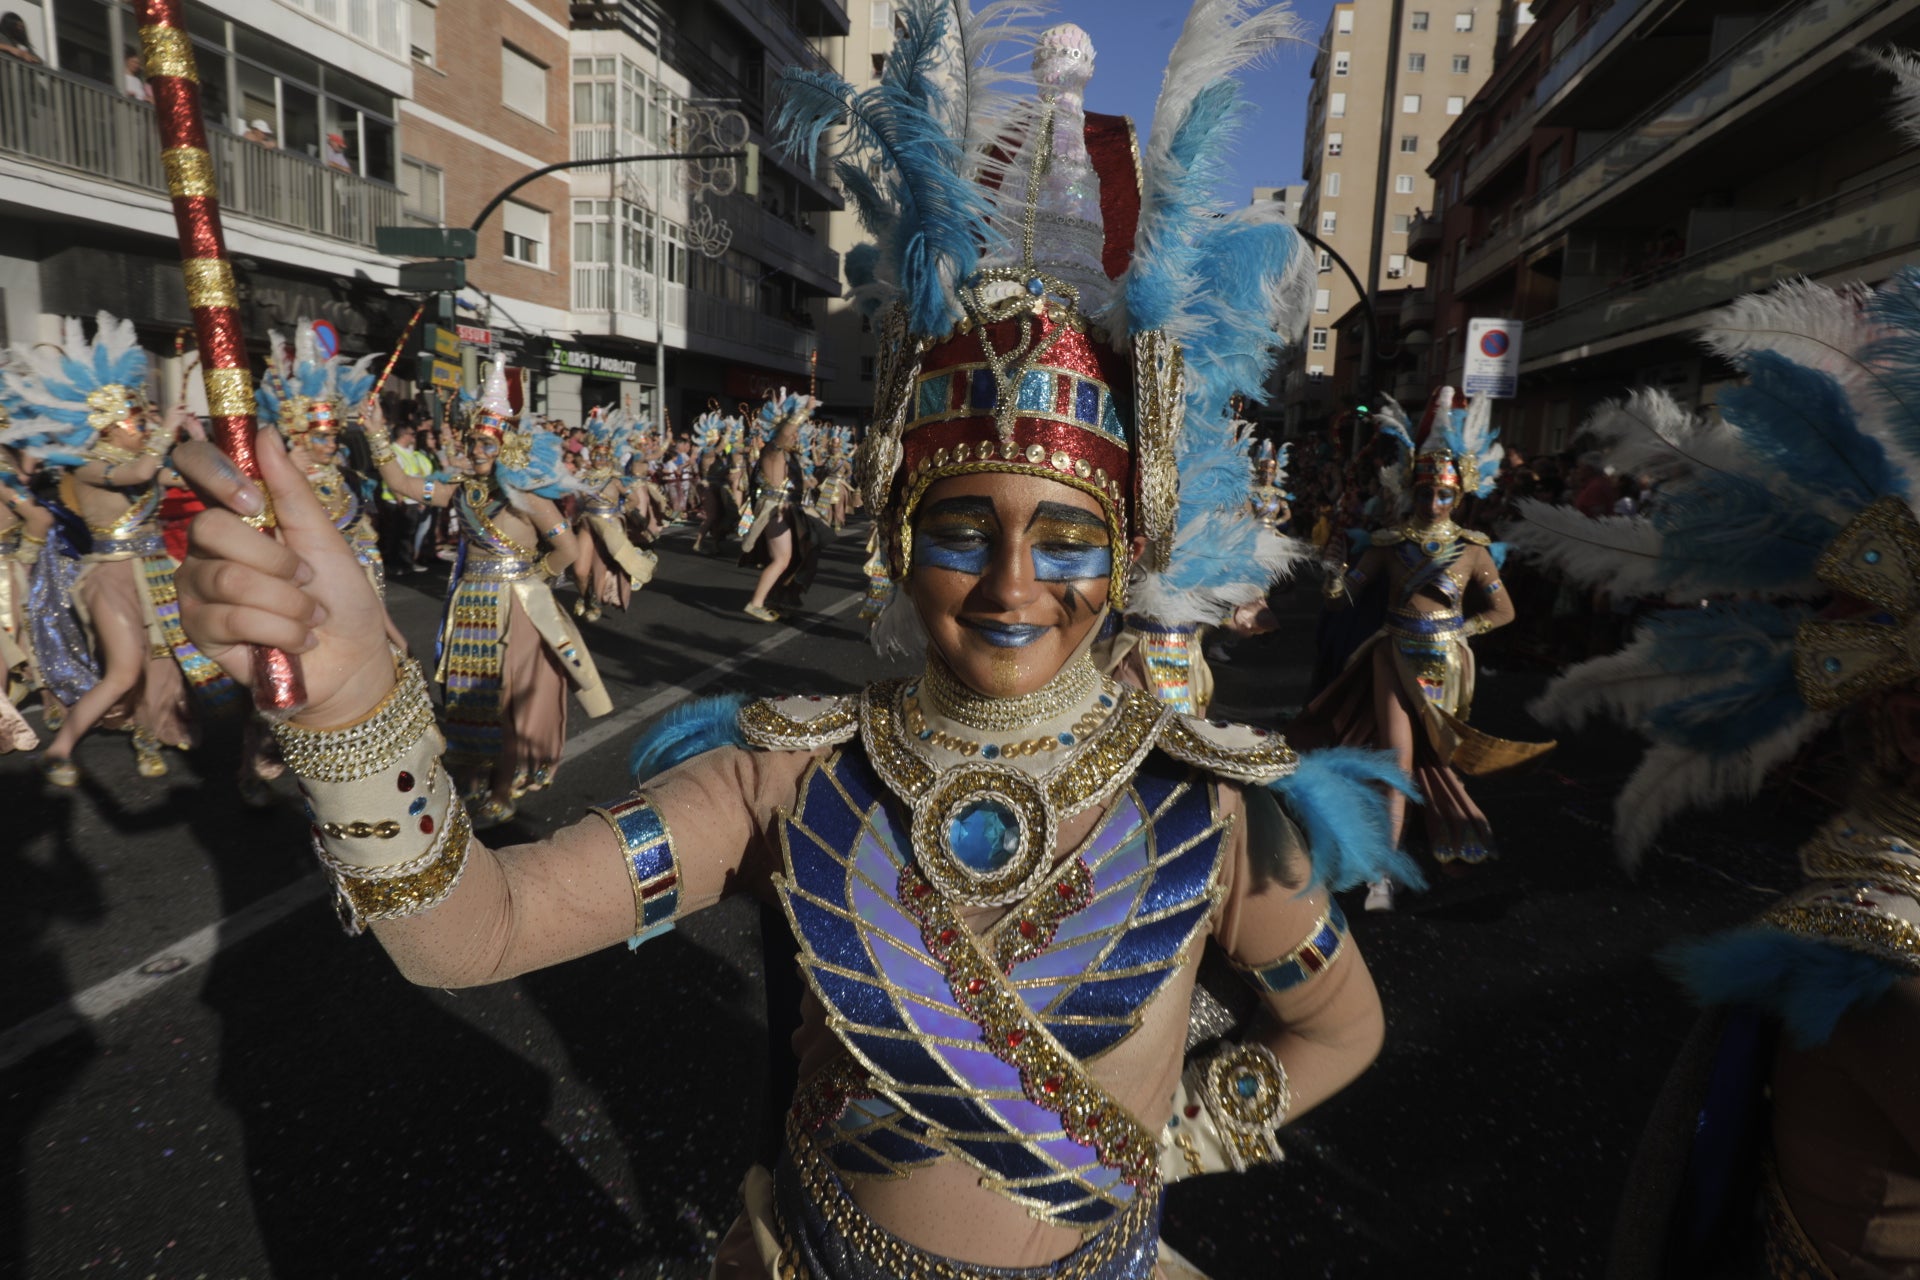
[255,320,376,439]
[1411,386,1502,500]
[470,359,518,444]
[1511,270,1920,864]
[0,312,153,466]
[775,0,1315,646]
[759,388,816,442]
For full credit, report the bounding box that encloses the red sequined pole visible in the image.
[139,0,304,714]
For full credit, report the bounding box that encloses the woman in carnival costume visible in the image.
[817,426,855,532]
[0,434,47,751]
[572,408,658,621]
[741,388,828,622]
[690,401,744,556]
[1298,388,1552,910]
[1,312,237,785]
[254,322,408,653]
[167,5,1417,1277]
[1248,439,1290,534]
[361,361,612,826]
[1507,270,1920,1280]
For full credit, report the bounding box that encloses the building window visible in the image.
[1317,249,1332,272]
[1410,10,1430,29]
[1452,54,1471,73]
[1337,8,1354,33]
[410,0,435,66]
[1324,172,1341,198]
[1407,52,1425,72]
[860,355,876,381]
[1446,95,1465,115]
[871,1,891,27]
[401,157,443,224]
[1394,173,1416,194]
[1455,10,1474,29]
[1334,52,1350,75]
[1402,94,1421,114]
[1400,134,1420,152]
[1310,329,1329,351]
[502,43,547,123]
[1321,211,1338,233]
[1315,288,1332,312]
[1327,132,1343,156]
[1392,213,1410,234]
[1308,364,1327,380]
[503,199,548,267]
[1388,253,1407,277]
[871,52,888,79]
[1330,92,1346,118]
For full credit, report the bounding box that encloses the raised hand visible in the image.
[173,428,397,727]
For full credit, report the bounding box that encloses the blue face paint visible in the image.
[914,529,990,576]
[963,620,1049,647]
[1032,543,1112,582]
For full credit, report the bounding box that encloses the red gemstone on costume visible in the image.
[1056,883,1076,898]
[912,883,932,898]
[1042,1076,1062,1095]
[1019,919,1037,938]
[967,977,985,994]
[937,928,956,945]
[1184,1104,1201,1119]
[397,771,415,792]
[420,815,434,834]
[1112,1136,1128,1151]
[1006,1030,1025,1048]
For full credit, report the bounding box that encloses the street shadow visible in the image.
[0,784,105,1277]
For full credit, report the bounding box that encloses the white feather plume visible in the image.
[1127,518,1312,623]
[1611,718,1828,868]
[1504,499,1672,596]
[1868,45,1920,146]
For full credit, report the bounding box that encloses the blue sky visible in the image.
[1047,0,1336,201]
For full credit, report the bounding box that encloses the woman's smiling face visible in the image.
[908,472,1127,698]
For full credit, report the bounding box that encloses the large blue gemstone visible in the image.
[948,798,1022,872]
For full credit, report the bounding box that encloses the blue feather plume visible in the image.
[1267,747,1427,893]
[1721,350,1896,513]
[1628,601,1807,754]
[1669,927,1906,1048]
[629,693,751,784]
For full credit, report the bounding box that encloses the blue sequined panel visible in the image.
[777,746,1226,1226]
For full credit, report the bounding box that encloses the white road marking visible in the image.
[0,589,864,1070]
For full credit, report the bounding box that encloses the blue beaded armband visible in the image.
[589,793,681,947]
[1237,900,1349,993]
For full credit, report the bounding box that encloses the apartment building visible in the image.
[1251,183,1306,225]
[561,0,845,430]
[0,0,412,396]
[813,0,893,419]
[1285,0,1506,432]
[1417,0,1920,455]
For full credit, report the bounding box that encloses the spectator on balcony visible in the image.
[0,12,42,64]
[245,119,277,149]
[324,131,352,174]
[122,54,150,102]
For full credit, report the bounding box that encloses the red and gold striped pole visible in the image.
[139,0,304,713]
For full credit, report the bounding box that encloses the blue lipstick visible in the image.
[963,620,1049,648]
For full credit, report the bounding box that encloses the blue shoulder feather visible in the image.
[1267,747,1427,893]
[1669,927,1906,1048]
[629,693,751,784]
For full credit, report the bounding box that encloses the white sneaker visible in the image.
[1364,879,1395,912]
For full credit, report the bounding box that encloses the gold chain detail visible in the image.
[271,655,434,782]
[920,651,1097,732]
[1760,900,1920,972]
[319,798,472,932]
[161,146,217,199]
[737,697,860,751]
[903,692,1106,759]
[181,257,238,309]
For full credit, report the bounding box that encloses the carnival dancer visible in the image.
[690,402,743,556]
[1507,270,1920,1280]
[0,439,47,751]
[169,7,1419,1278]
[816,425,854,531]
[1299,389,1552,910]
[362,362,611,826]
[2,312,238,784]
[571,410,658,620]
[1249,440,1291,534]
[741,389,829,622]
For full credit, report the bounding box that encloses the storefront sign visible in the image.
[429,357,462,391]
[549,343,640,379]
[456,324,492,346]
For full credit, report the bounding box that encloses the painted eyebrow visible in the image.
[1026,502,1107,532]
[922,496,998,520]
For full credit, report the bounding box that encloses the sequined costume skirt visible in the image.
[769,1134,1163,1280]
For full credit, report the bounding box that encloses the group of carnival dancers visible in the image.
[3,2,1916,1276]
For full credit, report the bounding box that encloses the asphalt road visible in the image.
[2,529,1811,1278]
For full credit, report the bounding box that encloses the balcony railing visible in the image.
[1531,0,1658,111]
[713,191,840,289]
[1523,160,1920,362]
[1460,110,1532,201]
[0,56,401,251]
[1452,221,1524,295]
[1522,0,1891,248]
[1407,208,1442,261]
[572,263,819,371]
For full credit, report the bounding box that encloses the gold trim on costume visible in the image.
[737,695,861,751]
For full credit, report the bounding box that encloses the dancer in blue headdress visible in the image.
[167,6,1416,1277]
[572,408,657,621]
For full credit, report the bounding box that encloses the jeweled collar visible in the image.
[1404,519,1462,557]
[917,650,1104,746]
[1769,791,1920,975]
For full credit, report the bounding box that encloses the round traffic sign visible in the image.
[1479,329,1509,358]
[311,320,340,359]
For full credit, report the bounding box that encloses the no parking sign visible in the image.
[1463,318,1522,398]
[310,319,340,360]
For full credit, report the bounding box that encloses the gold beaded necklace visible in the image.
[920,651,1099,733]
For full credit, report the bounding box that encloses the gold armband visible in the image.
[314,787,471,934]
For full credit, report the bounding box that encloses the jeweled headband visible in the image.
[1413,448,1466,493]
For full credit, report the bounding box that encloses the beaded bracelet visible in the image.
[270,653,434,783]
